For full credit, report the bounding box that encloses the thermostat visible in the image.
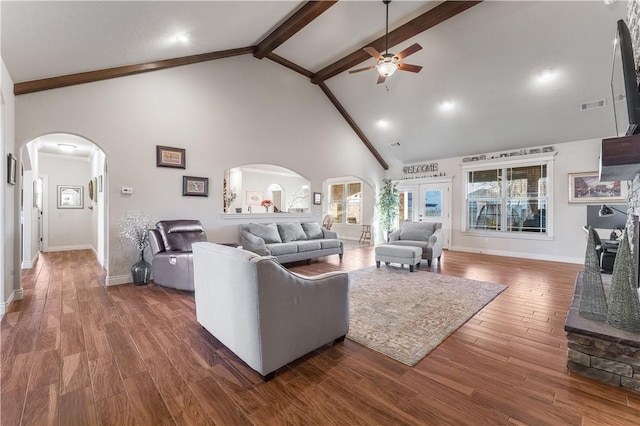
[121,186,133,195]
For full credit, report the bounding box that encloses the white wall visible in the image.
[14,55,385,283]
[1,55,20,314]
[388,138,604,264]
[39,153,93,251]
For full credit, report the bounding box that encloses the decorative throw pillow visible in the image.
[277,222,308,243]
[399,222,435,241]
[248,223,282,244]
[301,222,324,240]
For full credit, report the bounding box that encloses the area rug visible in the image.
[346,266,507,366]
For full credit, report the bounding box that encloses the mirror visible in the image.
[223,164,311,213]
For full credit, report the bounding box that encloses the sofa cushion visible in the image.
[266,242,299,256]
[249,223,282,244]
[301,222,323,240]
[297,240,322,252]
[277,222,307,243]
[321,239,341,249]
[399,222,435,241]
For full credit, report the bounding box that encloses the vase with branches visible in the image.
[119,213,155,285]
[377,178,399,241]
[225,188,237,212]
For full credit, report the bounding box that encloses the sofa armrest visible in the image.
[240,230,271,256]
[148,229,165,256]
[430,228,444,258]
[322,228,338,239]
[388,229,401,242]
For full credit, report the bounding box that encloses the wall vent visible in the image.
[389,142,401,148]
[581,99,606,111]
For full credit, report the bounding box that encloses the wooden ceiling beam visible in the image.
[318,82,388,170]
[14,47,254,95]
[265,53,314,78]
[311,1,482,84]
[254,1,338,60]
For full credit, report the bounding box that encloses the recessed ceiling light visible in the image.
[537,69,556,83]
[176,34,190,43]
[440,100,454,111]
[376,119,389,129]
[604,0,617,5]
[58,143,77,153]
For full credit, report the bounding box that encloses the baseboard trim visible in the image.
[106,274,133,286]
[1,288,24,317]
[449,245,583,265]
[21,251,40,269]
[45,244,93,252]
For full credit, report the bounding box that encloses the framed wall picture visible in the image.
[313,192,322,205]
[7,154,16,185]
[156,145,186,169]
[57,185,84,209]
[182,176,209,196]
[246,191,263,205]
[568,171,628,203]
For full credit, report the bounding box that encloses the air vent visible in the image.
[389,142,401,148]
[581,99,606,111]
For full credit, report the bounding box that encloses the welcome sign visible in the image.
[403,162,439,174]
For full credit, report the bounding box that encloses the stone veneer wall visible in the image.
[627,1,640,251]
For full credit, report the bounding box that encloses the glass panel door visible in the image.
[418,183,450,248]
[398,189,414,226]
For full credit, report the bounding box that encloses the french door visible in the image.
[397,178,452,249]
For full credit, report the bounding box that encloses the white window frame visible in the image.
[461,152,556,240]
[328,180,363,225]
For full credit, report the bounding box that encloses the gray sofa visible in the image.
[192,242,349,380]
[388,221,444,266]
[239,221,343,263]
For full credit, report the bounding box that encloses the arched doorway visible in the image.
[21,133,108,270]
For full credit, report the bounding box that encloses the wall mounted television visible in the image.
[612,19,640,136]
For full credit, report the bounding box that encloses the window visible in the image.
[463,155,554,235]
[329,181,362,224]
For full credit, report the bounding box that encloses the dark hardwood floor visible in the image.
[2,245,640,425]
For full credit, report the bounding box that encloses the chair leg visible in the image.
[376,261,380,268]
[427,260,432,267]
[334,335,346,343]
[409,265,414,272]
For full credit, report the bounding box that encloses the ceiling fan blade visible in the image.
[363,46,383,60]
[398,63,423,73]
[377,73,387,85]
[349,65,376,74]
[395,43,422,60]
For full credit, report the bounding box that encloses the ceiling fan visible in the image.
[349,0,423,84]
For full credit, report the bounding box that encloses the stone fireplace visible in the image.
[565,272,640,392]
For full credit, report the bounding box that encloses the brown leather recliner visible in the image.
[148,220,207,291]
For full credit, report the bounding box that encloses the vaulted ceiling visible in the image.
[1,1,627,169]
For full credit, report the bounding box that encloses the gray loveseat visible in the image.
[239,221,343,264]
[388,221,444,266]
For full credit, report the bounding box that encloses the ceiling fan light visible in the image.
[377,61,398,77]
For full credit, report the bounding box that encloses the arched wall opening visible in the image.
[20,133,108,272]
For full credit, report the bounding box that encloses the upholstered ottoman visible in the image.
[375,245,422,272]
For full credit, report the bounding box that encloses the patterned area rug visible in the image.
[347,266,507,366]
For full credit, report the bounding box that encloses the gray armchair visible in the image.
[148,220,207,291]
[192,242,349,380]
[388,221,444,266]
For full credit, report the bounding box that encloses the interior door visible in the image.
[418,183,451,248]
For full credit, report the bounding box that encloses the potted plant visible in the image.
[119,213,155,285]
[377,178,399,241]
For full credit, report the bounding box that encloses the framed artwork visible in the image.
[156,145,186,169]
[88,179,94,201]
[57,185,84,209]
[246,191,263,205]
[182,176,209,196]
[7,154,16,185]
[313,192,322,205]
[568,172,628,203]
